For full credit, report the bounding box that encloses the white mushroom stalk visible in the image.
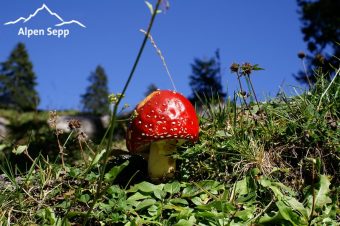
[148,140,177,181]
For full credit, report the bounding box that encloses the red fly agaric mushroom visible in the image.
[126,90,199,181]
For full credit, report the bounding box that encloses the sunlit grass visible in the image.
[0,68,338,225]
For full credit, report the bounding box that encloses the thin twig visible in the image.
[140,29,177,91]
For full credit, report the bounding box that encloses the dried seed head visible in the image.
[297,51,306,59]
[48,110,58,128]
[230,63,240,73]
[314,54,325,65]
[77,131,88,141]
[239,91,247,97]
[241,62,253,76]
[68,119,81,130]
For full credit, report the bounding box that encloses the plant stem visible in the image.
[317,67,339,110]
[82,1,162,224]
[301,58,312,89]
[55,133,65,169]
[236,72,249,108]
[63,130,74,149]
[308,162,316,226]
[247,75,260,109]
[251,198,275,223]
[244,75,255,104]
[140,29,177,91]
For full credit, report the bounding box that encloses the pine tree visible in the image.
[81,65,110,115]
[295,0,340,84]
[0,42,40,111]
[188,50,226,105]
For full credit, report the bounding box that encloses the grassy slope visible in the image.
[0,74,339,225]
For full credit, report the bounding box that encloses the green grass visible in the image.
[0,71,339,225]
[1,1,339,224]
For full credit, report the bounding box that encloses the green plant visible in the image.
[0,1,339,225]
[83,0,163,223]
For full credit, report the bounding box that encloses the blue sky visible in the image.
[0,0,306,111]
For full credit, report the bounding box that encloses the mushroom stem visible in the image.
[148,140,177,181]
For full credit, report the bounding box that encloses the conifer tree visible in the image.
[188,50,226,105]
[0,42,40,111]
[81,65,110,115]
[295,0,340,84]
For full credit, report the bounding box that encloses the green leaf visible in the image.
[135,198,156,210]
[12,145,27,155]
[0,144,8,151]
[153,189,166,200]
[104,161,129,182]
[85,171,99,182]
[36,207,57,225]
[234,176,257,203]
[164,181,181,194]
[234,207,255,221]
[78,194,90,204]
[276,200,308,226]
[173,219,195,226]
[169,198,189,206]
[126,192,150,205]
[310,202,337,225]
[259,178,284,199]
[258,211,283,224]
[147,204,159,217]
[182,180,222,197]
[285,196,308,219]
[191,196,203,205]
[90,149,106,166]
[196,200,235,212]
[234,176,249,196]
[107,185,123,195]
[305,175,332,211]
[252,64,264,71]
[128,181,164,193]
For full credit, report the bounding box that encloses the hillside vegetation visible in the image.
[0,71,339,225]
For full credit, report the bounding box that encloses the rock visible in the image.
[100,115,110,128]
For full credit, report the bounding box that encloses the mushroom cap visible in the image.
[126,90,199,153]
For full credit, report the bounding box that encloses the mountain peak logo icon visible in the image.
[4,3,86,28]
